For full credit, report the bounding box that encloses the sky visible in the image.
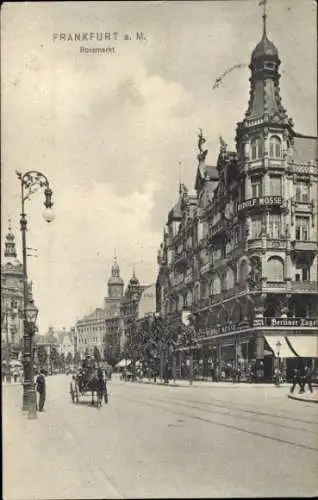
[1,0,316,333]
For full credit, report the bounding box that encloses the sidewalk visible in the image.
[134,378,291,389]
[288,390,318,404]
[3,383,122,499]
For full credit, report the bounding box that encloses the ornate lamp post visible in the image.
[24,299,39,418]
[276,339,281,385]
[16,170,54,417]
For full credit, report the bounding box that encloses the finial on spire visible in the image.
[178,161,183,195]
[259,0,267,36]
[197,128,208,161]
[8,217,12,232]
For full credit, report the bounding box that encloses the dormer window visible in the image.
[269,136,281,158]
[251,137,263,160]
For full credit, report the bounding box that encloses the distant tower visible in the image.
[107,256,124,298]
[4,219,18,260]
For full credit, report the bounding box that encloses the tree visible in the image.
[37,345,48,368]
[60,352,65,370]
[66,352,73,366]
[74,351,81,365]
[50,346,60,371]
[93,346,101,362]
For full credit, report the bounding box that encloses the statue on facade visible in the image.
[247,257,262,290]
[197,129,208,161]
[219,135,228,153]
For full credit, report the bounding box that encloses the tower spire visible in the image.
[259,0,267,37]
[4,218,17,258]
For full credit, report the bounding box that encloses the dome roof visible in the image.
[107,257,124,285]
[251,33,278,61]
[108,275,124,285]
[129,270,139,286]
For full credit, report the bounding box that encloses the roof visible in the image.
[251,32,279,61]
[168,198,182,221]
[205,165,219,180]
[292,134,318,164]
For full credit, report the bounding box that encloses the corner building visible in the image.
[157,19,318,381]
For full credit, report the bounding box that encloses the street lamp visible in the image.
[276,339,282,385]
[16,170,54,418]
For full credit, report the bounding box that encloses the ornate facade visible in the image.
[104,257,124,363]
[1,222,24,361]
[157,16,318,380]
[119,270,146,352]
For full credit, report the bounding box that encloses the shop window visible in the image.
[251,176,263,197]
[295,181,310,202]
[268,214,281,239]
[269,136,282,158]
[251,137,263,160]
[295,216,310,241]
[267,256,284,282]
[269,175,281,196]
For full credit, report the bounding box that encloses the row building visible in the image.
[157,14,318,381]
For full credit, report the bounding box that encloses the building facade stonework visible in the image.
[157,20,318,381]
[1,223,24,361]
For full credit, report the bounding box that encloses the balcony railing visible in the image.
[290,281,318,293]
[291,240,317,253]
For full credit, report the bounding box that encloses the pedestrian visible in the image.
[36,369,46,412]
[290,368,304,394]
[303,366,313,393]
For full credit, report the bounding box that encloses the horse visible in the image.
[75,369,108,407]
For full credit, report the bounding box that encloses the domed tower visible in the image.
[236,3,294,156]
[127,267,141,301]
[107,257,124,299]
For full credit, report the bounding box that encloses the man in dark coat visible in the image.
[290,368,304,394]
[36,369,46,411]
[303,366,313,393]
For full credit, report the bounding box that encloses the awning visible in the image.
[286,335,318,358]
[115,359,131,368]
[264,335,297,358]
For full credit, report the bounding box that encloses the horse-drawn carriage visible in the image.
[70,362,108,408]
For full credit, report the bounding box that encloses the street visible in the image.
[3,375,318,499]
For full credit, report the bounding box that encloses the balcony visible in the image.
[291,240,317,254]
[209,220,226,239]
[291,281,318,293]
[184,272,193,285]
[200,262,212,275]
[174,251,189,269]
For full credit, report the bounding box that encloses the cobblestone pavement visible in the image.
[3,375,318,499]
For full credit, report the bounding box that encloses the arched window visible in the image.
[251,137,263,160]
[269,136,281,158]
[178,294,184,311]
[239,260,249,286]
[186,290,193,307]
[211,275,221,295]
[194,283,200,303]
[267,256,284,282]
[224,268,235,291]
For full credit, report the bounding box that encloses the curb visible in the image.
[134,380,290,389]
[288,393,318,404]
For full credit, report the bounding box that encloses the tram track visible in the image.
[128,382,318,425]
[118,393,318,452]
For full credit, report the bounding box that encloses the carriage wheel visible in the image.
[70,383,75,403]
[104,383,108,404]
[74,385,79,404]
